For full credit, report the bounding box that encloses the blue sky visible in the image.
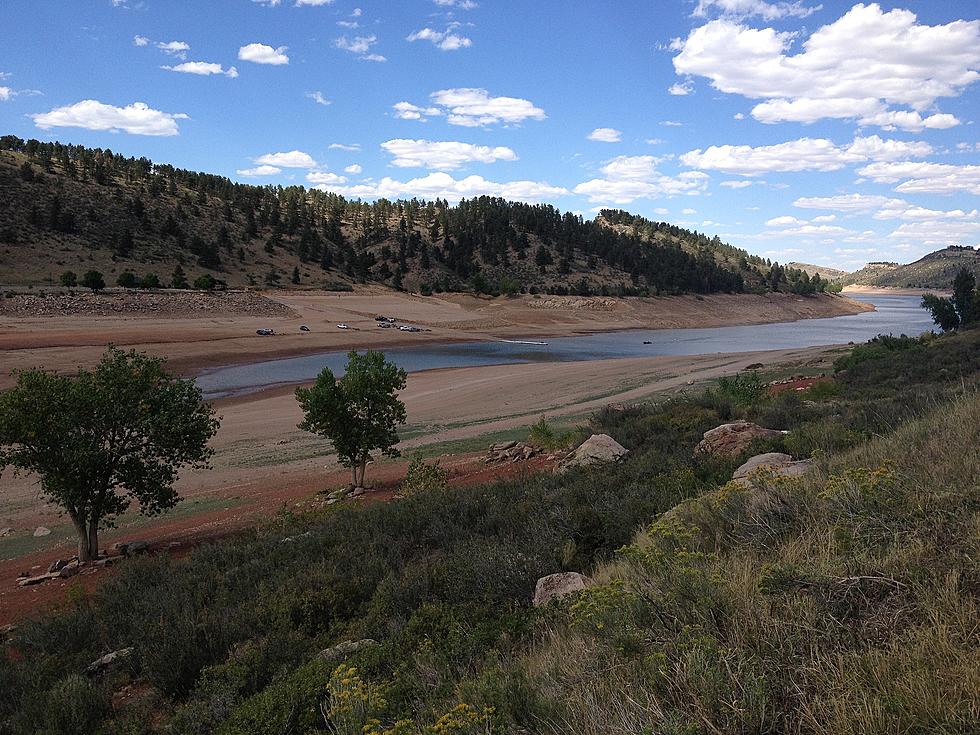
[1,0,978,271]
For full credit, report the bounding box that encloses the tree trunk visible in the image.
[87,521,99,560]
[351,465,359,487]
[359,458,368,488]
[71,516,91,563]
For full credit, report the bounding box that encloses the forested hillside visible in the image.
[0,137,832,296]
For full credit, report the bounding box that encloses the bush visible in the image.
[141,272,161,289]
[59,270,77,287]
[400,456,449,495]
[116,271,139,288]
[80,270,105,291]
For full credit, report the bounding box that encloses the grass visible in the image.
[1,328,978,734]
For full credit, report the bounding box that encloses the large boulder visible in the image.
[732,452,812,487]
[533,572,591,607]
[557,434,629,473]
[695,421,785,458]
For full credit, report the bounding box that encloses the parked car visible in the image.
[256,328,275,336]
[336,323,351,330]
[299,325,311,332]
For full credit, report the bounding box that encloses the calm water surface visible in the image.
[197,294,934,398]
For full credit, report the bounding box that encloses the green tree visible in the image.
[921,293,960,332]
[0,348,219,561]
[60,270,77,287]
[171,265,189,289]
[81,270,105,292]
[291,266,301,285]
[194,274,216,291]
[116,271,139,289]
[142,272,161,289]
[296,350,407,487]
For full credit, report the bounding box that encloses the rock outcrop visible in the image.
[315,639,379,662]
[557,434,629,473]
[732,452,812,487]
[533,572,591,607]
[695,421,785,457]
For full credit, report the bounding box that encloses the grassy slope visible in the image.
[1,331,978,734]
[845,247,980,289]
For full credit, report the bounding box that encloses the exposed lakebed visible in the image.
[197,294,934,399]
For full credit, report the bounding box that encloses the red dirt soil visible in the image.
[0,452,554,628]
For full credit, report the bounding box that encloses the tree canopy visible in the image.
[296,350,407,487]
[921,268,979,331]
[0,348,219,560]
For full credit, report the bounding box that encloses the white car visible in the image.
[336,323,351,330]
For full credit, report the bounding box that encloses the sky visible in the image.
[1,0,978,271]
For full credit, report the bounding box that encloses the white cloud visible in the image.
[720,179,754,188]
[681,135,932,176]
[295,0,335,5]
[793,193,904,213]
[337,21,359,28]
[156,40,189,58]
[672,4,980,130]
[766,215,804,226]
[394,88,546,127]
[0,87,11,102]
[315,172,565,203]
[857,161,980,195]
[434,0,478,8]
[344,164,362,174]
[668,81,693,96]
[587,127,622,143]
[693,0,819,20]
[573,155,709,204]
[407,27,472,51]
[661,120,683,127]
[32,100,187,136]
[306,171,347,185]
[238,43,289,65]
[307,91,331,105]
[334,35,385,61]
[254,150,317,168]
[237,165,282,177]
[381,139,517,170]
[162,61,238,77]
[329,143,361,152]
[133,35,149,46]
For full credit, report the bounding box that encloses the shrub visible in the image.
[401,456,449,495]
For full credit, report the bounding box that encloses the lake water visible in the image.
[197,294,935,398]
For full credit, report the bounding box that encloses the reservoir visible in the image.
[197,294,935,398]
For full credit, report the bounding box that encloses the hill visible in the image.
[0,136,832,297]
[845,246,980,288]
[786,261,849,281]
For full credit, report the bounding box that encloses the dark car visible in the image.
[299,325,311,332]
[256,328,275,336]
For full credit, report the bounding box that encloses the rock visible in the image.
[695,422,785,458]
[0,527,12,538]
[58,561,81,579]
[0,624,16,640]
[492,440,518,451]
[33,526,51,537]
[732,453,812,487]
[533,572,591,607]
[86,647,134,676]
[557,434,629,473]
[47,559,68,574]
[315,639,379,662]
[113,540,149,556]
[17,573,52,587]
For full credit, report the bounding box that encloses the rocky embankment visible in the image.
[0,290,296,319]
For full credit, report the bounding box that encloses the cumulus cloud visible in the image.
[133,35,149,46]
[0,87,11,102]
[254,150,317,168]
[693,0,818,20]
[434,0,478,8]
[573,155,709,204]
[587,127,622,143]
[393,88,545,127]
[381,139,517,170]
[32,100,187,136]
[237,165,282,177]
[156,40,189,58]
[407,26,472,51]
[681,135,932,176]
[344,164,362,174]
[313,172,566,204]
[162,61,238,77]
[238,43,289,65]
[668,82,693,96]
[672,4,980,130]
[307,91,331,105]
[306,171,347,185]
[857,161,980,195]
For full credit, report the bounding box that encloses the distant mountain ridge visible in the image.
[844,246,979,289]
